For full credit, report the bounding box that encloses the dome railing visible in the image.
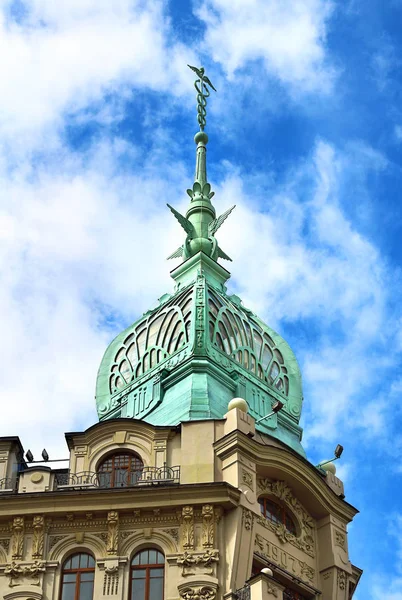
[54,464,180,490]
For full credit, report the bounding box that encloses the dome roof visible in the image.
[96,274,303,443]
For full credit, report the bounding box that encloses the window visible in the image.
[60,553,95,600]
[259,498,297,536]
[98,452,144,488]
[130,549,164,600]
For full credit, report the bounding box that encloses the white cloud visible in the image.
[0,0,194,147]
[196,0,336,94]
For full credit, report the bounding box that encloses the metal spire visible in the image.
[167,66,235,264]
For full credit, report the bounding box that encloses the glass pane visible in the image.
[150,568,164,577]
[64,558,72,570]
[261,345,273,370]
[61,582,75,600]
[253,331,263,359]
[131,577,146,600]
[149,575,164,600]
[63,573,76,583]
[132,569,146,579]
[156,551,164,565]
[79,581,94,600]
[71,554,79,569]
[149,549,157,564]
[80,572,94,582]
[132,554,140,565]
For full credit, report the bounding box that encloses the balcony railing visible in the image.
[55,465,180,490]
[235,585,250,600]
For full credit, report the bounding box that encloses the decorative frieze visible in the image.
[255,533,315,584]
[11,517,24,561]
[257,479,315,558]
[335,530,346,550]
[241,469,254,491]
[48,535,68,551]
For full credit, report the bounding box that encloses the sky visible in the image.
[0,0,401,597]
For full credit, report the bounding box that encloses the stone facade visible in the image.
[0,409,361,600]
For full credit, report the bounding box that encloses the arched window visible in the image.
[98,452,144,488]
[259,497,297,536]
[60,553,95,600]
[130,549,164,600]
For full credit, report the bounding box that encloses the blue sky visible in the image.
[0,0,401,597]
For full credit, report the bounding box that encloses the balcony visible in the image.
[54,465,180,490]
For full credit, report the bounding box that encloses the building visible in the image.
[0,69,361,600]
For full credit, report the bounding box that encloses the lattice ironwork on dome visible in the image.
[208,288,289,397]
[109,287,194,394]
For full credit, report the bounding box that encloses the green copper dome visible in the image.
[95,66,305,456]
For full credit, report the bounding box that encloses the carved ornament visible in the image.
[241,469,253,491]
[4,560,46,587]
[266,582,279,598]
[181,507,194,550]
[337,569,346,590]
[176,550,219,576]
[257,479,315,558]
[11,518,24,561]
[242,508,253,531]
[202,505,214,548]
[107,511,119,556]
[32,516,44,560]
[179,586,217,600]
[161,528,179,543]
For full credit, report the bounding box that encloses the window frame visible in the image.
[60,552,95,600]
[258,497,298,536]
[129,548,165,600]
[97,451,144,488]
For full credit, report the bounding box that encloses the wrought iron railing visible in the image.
[0,477,17,493]
[55,465,180,490]
[235,584,250,600]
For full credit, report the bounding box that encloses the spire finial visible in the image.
[187,65,216,132]
[166,65,234,266]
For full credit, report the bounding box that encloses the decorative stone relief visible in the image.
[241,469,254,491]
[335,530,346,550]
[266,582,279,598]
[254,533,315,584]
[4,560,46,587]
[242,508,253,531]
[176,550,219,576]
[181,507,194,550]
[32,516,44,560]
[337,569,346,591]
[107,511,119,556]
[0,538,10,553]
[161,528,179,544]
[11,517,24,561]
[179,586,217,600]
[48,535,68,551]
[257,479,315,558]
[94,532,108,545]
[202,505,214,548]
